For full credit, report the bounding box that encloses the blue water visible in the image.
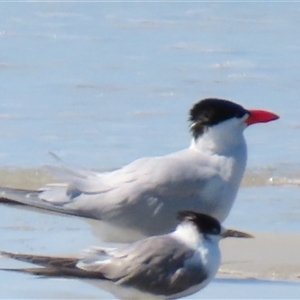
[0,2,300,299]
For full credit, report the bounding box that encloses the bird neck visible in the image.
[190,119,247,156]
[197,234,221,278]
[172,221,203,250]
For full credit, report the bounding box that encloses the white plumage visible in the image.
[0,98,278,242]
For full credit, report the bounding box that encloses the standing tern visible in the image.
[0,98,279,242]
[0,211,253,300]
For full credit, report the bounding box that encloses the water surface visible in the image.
[0,2,300,299]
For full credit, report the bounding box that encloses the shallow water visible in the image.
[0,2,300,299]
[1,269,300,299]
[198,279,300,299]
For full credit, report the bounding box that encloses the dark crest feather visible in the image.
[177,211,221,235]
[189,98,248,138]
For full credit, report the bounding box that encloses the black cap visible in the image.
[189,98,248,138]
[177,211,221,235]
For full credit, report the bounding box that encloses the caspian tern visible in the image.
[0,98,279,242]
[0,211,253,300]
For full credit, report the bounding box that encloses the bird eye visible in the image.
[211,227,220,235]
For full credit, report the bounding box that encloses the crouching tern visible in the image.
[0,98,278,242]
[0,211,253,300]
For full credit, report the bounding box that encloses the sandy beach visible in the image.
[219,232,300,283]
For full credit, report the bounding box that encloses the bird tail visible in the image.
[0,250,106,279]
[0,266,75,277]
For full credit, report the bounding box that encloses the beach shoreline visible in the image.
[218,232,300,283]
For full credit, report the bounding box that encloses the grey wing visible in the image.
[0,237,208,296]
[0,250,91,278]
[94,151,218,235]
[0,158,154,216]
[0,150,217,234]
[0,250,79,268]
[78,236,208,297]
[0,248,110,279]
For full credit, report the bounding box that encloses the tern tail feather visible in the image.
[0,251,107,280]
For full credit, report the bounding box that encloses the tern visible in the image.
[0,98,279,242]
[0,211,253,300]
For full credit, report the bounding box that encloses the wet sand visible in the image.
[219,232,300,282]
